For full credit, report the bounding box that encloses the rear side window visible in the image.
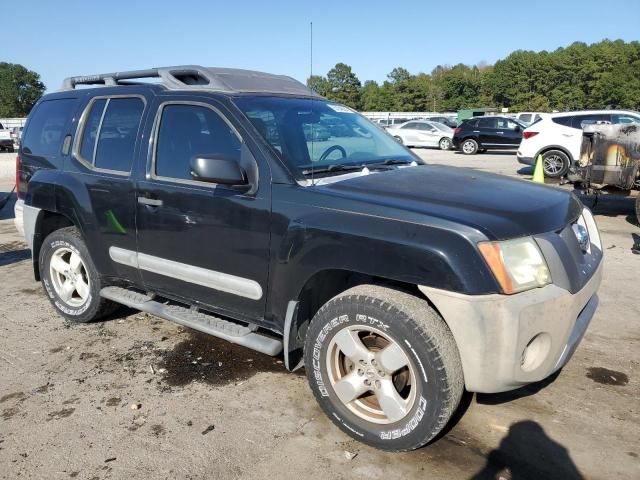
[552,116,573,127]
[77,97,145,172]
[519,114,532,123]
[155,104,241,181]
[571,114,610,129]
[22,98,75,156]
[477,117,496,128]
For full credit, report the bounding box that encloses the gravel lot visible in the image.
[0,150,638,480]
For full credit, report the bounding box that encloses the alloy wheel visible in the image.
[49,247,91,307]
[326,325,417,424]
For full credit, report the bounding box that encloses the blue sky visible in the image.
[6,0,640,91]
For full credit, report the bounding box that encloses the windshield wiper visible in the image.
[366,159,414,167]
[301,164,364,175]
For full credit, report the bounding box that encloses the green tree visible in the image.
[306,74,330,96]
[0,62,45,117]
[325,63,362,110]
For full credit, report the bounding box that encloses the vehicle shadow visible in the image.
[0,189,16,220]
[454,150,518,156]
[469,420,584,480]
[0,246,30,266]
[475,370,561,405]
[632,233,640,254]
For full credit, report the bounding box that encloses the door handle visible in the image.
[496,131,504,134]
[473,130,480,133]
[138,197,163,207]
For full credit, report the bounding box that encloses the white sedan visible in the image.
[387,120,454,150]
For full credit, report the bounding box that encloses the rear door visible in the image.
[65,93,148,283]
[133,96,271,321]
[476,117,498,146]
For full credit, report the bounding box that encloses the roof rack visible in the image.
[61,65,320,97]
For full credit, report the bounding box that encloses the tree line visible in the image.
[307,39,640,113]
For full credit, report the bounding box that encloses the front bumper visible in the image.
[517,151,535,166]
[0,139,13,148]
[419,260,602,393]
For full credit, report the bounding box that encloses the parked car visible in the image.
[14,65,602,452]
[375,117,413,129]
[423,115,458,129]
[10,126,24,146]
[517,110,640,178]
[0,122,14,152]
[452,116,525,154]
[387,120,454,149]
[515,112,547,126]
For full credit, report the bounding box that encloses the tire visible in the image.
[542,149,570,178]
[461,139,478,155]
[394,136,403,145]
[635,196,640,227]
[439,137,452,150]
[39,226,117,322]
[304,285,464,451]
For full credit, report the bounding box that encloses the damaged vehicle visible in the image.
[573,123,640,224]
[14,66,602,451]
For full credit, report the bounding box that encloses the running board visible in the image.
[100,286,282,356]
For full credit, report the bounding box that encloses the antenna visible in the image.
[310,21,315,187]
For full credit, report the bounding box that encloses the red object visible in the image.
[15,155,21,199]
[523,131,539,140]
[454,127,461,135]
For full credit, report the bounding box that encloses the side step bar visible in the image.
[100,286,283,356]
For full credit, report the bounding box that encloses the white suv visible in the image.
[517,110,640,178]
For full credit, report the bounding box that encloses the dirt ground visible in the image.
[0,151,638,480]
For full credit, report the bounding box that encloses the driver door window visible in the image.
[155,104,241,182]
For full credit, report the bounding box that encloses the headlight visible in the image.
[478,237,551,294]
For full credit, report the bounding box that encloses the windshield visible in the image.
[233,96,416,176]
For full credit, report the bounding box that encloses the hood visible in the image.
[319,165,582,240]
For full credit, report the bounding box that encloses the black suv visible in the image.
[452,116,525,154]
[14,66,602,452]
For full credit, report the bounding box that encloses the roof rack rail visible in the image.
[61,65,232,91]
[61,65,320,97]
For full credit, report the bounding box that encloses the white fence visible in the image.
[361,111,457,121]
[0,118,27,129]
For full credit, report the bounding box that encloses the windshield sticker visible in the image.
[327,104,354,114]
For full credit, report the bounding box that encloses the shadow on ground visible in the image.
[0,190,16,220]
[470,420,584,480]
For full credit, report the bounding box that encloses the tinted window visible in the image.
[612,113,640,125]
[477,117,496,128]
[79,99,107,161]
[519,114,532,123]
[94,98,144,171]
[78,97,144,172]
[22,98,75,156]
[155,104,241,181]
[552,116,573,127]
[402,122,420,129]
[571,114,610,129]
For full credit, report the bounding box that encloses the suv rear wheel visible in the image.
[542,150,570,178]
[303,285,464,451]
[461,139,478,155]
[40,226,117,322]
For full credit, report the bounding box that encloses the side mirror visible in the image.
[190,154,247,185]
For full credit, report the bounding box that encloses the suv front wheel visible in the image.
[40,226,117,322]
[304,285,464,451]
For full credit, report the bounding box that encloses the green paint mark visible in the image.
[105,210,127,235]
